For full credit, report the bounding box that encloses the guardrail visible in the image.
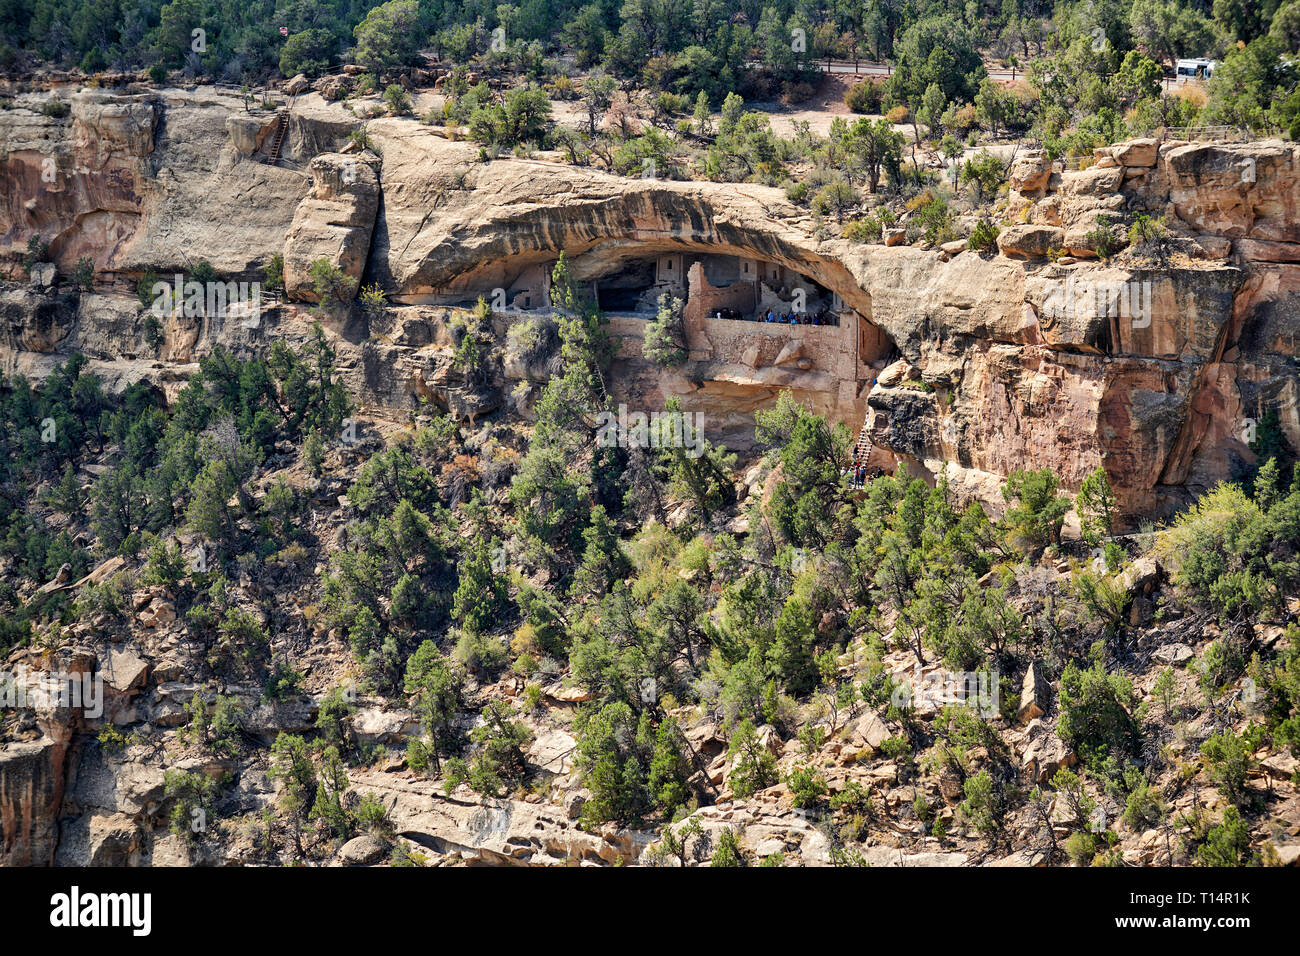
[812,59,893,75]
[1163,125,1253,141]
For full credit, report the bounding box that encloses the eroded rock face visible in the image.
[1,93,1299,527]
[351,771,653,866]
[283,153,380,303]
[0,286,78,355]
[0,735,72,865]
[1164,141,1300,240]
[0,93,156,273]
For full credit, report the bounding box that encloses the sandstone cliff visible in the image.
[2,90,1299,524]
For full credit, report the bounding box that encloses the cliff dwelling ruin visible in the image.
[401,245,900,459]
[3,89,1296,524]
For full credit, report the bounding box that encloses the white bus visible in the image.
[1175,58,1216,82]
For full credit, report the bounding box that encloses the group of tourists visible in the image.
[761,309,838,326]
[707,307,840,326]
[842,460,870,489]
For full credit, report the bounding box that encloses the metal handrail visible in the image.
[1163,125,1253,142]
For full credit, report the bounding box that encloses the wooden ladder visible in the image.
[853,420,873,464]
[267,111,288,164]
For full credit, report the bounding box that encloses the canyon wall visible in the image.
[2,88,1299,525]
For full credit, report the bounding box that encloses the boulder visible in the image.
[136,598,175,628]
[352,771,652,865]
[883,227,907,247]
[1009,150,1052,195]
[1060,164,1125,196]
[863,846,969,866]
[526,727,577,775]
[1153,643,1194,666]
[755,724,783,756]
[29,262,57,288]
[563,790,588,820]
[284,74,310,96]
[225,114,275,157]
[1063,208,1127,258]
[1112,138,1158,168]
[1119,555,1162,596]
[773,340,804,365]
[283,153,380,303]
[101,647,149,695]
[1021,732,1076,784]
[875,358,915,388]
[1274,843,1300,866]
[338,833,388,865]
[997,224,1064,259]
[314,76,350,102]
[986,849,1046,866]
[850,710,892,752]
[351,706,418,745]
[1017,660,1049,723]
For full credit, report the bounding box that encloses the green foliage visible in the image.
[710,827,748,867]
[467,85,553,148]
[308,258,357,308]
[98,725,134,753]
[1001,468,1071,553]
[1123,776,1168,831]
[884,16,987,106]
[383,84,411,115]
[358,283,387,316]
[1157,481,1300,621]
[22,235,49,276]
[1196,806,1255,866]
[960,769,1009,842]
[1069,566,1130,640]
[315,687,356,754]
[643,294,687,367]
[727,719,778,798]
[72,257,94,291]
[280,29,337,78]
[452,538,509,632]
[1063,830,1100,865]
[164,769,222,845]
[403,640,464,773]
[1058,658,1140,772]
[967,217,1000,252]
[846,80,884,114]
[268,733,316,854]
[353,0,421,75]
[905,189,956,243]
[457,700,531,797]
[137,270,159,307]
[786,765,828,809]
[1201,726,1264,808]
[264,253,284,292]
[575,702,690,824]
[143,314,163,350]
[959,150,1004,203]
[1084,214,1122,259]
[812,181,859,223]
[262,662,304,702]
[1077,467,1116,546]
